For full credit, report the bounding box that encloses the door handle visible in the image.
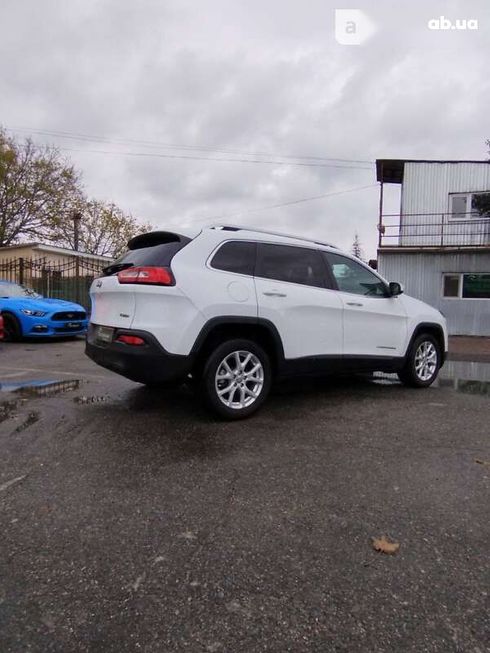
[346,301,363,307]
[263,291,287,297]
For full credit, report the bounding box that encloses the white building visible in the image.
[377,159,490,336]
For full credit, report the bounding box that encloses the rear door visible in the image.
[255,243,343,358]
[202,240,258,319]
[323,252,408,357]
[89,233,190,329]
[90,275,136,329]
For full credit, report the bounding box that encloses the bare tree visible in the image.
[0,128,153,257]
[53,200,152,258]
[0,129,82,247]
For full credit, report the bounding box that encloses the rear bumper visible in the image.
[85,325,193,384]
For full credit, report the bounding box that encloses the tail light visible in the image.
[116,334,146,346]
[117,266,174,286]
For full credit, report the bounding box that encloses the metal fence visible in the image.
[0,256,108,310]
[378,213,490,248]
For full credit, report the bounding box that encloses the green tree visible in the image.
[472,193,490,218]
[53,200,152,258]
[0,129,82,247]
[351,232,364,260]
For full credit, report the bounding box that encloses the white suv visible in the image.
[86,225,448,419]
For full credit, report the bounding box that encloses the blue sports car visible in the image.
[0,280,88,341]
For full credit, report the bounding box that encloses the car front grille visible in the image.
[54,325,86,332]
[52,311,87,321]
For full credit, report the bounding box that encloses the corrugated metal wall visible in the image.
[403,162,490,213]
[378,250,490,336]
[400,162,490,246]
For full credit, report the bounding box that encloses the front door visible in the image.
[323,252,408,357]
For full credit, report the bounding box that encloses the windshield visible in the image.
[0,282,42,299]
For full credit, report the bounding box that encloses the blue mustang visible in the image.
[0,280,88,341]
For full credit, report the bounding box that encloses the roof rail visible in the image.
[208,224,337,249]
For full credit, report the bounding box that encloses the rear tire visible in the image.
[398,334,441,388]
[200,339,271,419]
[3,313,22,342]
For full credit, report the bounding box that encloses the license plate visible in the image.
[66,322,81,329]
[96,326,114,343]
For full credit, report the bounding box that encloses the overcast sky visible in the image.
[1,0,489,258]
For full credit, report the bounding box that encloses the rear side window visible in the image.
[103,232,191,275]
[210,241,256,276]
[256,243,326,288]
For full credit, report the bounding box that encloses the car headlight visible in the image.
[20,309,47,317]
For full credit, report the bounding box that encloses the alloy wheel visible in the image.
[414,341,438,382]
[215,350,264,410]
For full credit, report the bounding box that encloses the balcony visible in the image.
[378,213,490,249]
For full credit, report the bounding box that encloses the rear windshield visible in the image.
[103,232,191,275]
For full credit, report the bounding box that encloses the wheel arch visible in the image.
[191,316,284,375]
[1,310,23,336]
[406,322,446,364]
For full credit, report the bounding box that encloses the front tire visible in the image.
[2,313,22,342]
[398,334,441,388]
[200,339,271,419]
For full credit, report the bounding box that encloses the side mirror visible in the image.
[389,282,404,296]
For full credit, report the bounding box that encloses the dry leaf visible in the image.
[475,459,490,467]
[372,535,400,555]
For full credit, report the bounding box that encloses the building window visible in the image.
[462,274,490,298]
[450,192,490,219]
[443,274,460,297]
[442,273,490,299]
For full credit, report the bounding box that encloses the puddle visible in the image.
[0,379,80,396]
[372,360,490,397]
[439,360,490,383]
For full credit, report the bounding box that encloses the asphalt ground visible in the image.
[0,339,489,652]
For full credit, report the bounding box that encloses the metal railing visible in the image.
[378,213,490,248]
[0,255,108,310]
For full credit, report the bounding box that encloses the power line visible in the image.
[50,145,373,170]
[191,183,378,223]
[5,126,374,169]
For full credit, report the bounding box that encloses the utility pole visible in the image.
[72,210,82,252]
[72,210,82,305]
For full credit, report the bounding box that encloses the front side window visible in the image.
[256,243,327,288]
[442,273,490,299]
[324,252,388,297]
[210,241,256,276]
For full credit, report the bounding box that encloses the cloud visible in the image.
[1,0,489,257]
